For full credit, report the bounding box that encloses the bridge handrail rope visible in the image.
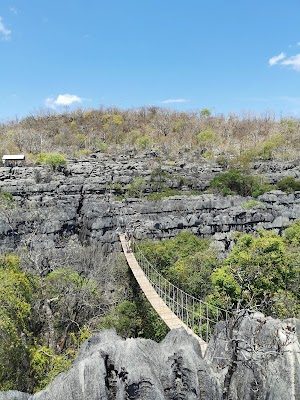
[131,238,232,342]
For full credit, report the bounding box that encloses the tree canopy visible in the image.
[138,224,300,319]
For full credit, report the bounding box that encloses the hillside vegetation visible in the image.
[1,107,300,164]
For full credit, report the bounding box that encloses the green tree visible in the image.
[150,166,171,193]
[135,294,169,341]
[166,248,219,298]
[101,114,124,143]
[209,169,272,197]
[276,176,300,193]
[29,345,71,392]
[139,231,210,274]
[139,231,218,298]
[135,135,153,149]
[212,230,300,316]
[126,177,146,198]
[196,129,219,149]
[44,268,101,351]
[35,153,67,170]
[283,219,300,245]
[99,301,142,338]
[0,254,35,391]
[199,108,212,117]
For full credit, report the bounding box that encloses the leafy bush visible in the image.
[211,228,300,317]
[29,346,72,392]
[276,176,300,193]
[215,155,228,168]
[242,199,265,210]
[258,134,285,160]
[95,140,109,152]
[0,191,14,210]
[196,129,219,148]
[209,169,272,197]
[0,255,35,391]
[150,167,171,192]
[283,219,300,245]
[35,153,67,170]
[126,177,147,198]
[202,149,214,159]
[232,134,286,168]
[135,135,153,149]
[99,301,142,338]
[139,231,218,299]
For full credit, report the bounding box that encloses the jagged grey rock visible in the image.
[1,313,299,400]
[1,157,300,254]
[0,392,30,400]
[206,311,300,400]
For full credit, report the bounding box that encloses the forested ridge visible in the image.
[1,107,300,393]
[1,106,300,163]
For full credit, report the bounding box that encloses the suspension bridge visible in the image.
[119,234,231,356]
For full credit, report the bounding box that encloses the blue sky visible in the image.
[1,1,300,121]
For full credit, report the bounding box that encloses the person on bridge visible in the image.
[125,229,132,253]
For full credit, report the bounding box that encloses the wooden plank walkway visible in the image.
[119,234,207,355]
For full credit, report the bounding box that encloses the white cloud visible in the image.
[161,98,189,104]
[45,94,83,108]
[0,17,11,40]
[281,54,300,71]
[269,46,300,71]
[269,52,286,66]
[55,94,83,105]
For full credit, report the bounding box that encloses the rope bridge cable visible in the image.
[119,234,232,354]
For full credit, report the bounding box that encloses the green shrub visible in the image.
[215,155,228,168]
[150,167,171,192]
[283,219,300,245]
[98,301,142,338]
[216,229,300,317]
[232,134,286,168]
[242,200,265,210]
[126,177,146,198]
[196,129,219,148]
[209,169,272,197]
[147,188,180,200]
[96,140,109,152]
[29,346,72,392]
[258,134,285,160]
[35,153,67,170]
[276,176,300,193]
[202,149,214,159]
[234,147,260,168]
[0,191,14,206]
[135,135,153,149]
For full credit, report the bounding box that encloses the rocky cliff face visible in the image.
[1,156,300,399]
[1,155,300,253]
[1,312,299,400]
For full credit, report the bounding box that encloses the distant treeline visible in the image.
[1,106,300,162]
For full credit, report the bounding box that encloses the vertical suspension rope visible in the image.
[128,237,231,342]
[206,303,209,343]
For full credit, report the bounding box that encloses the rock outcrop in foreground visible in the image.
[1,312,300,399]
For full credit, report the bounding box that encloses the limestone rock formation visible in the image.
[1,313,299,399]
[206,311,300,399]
[1,156,300,254]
